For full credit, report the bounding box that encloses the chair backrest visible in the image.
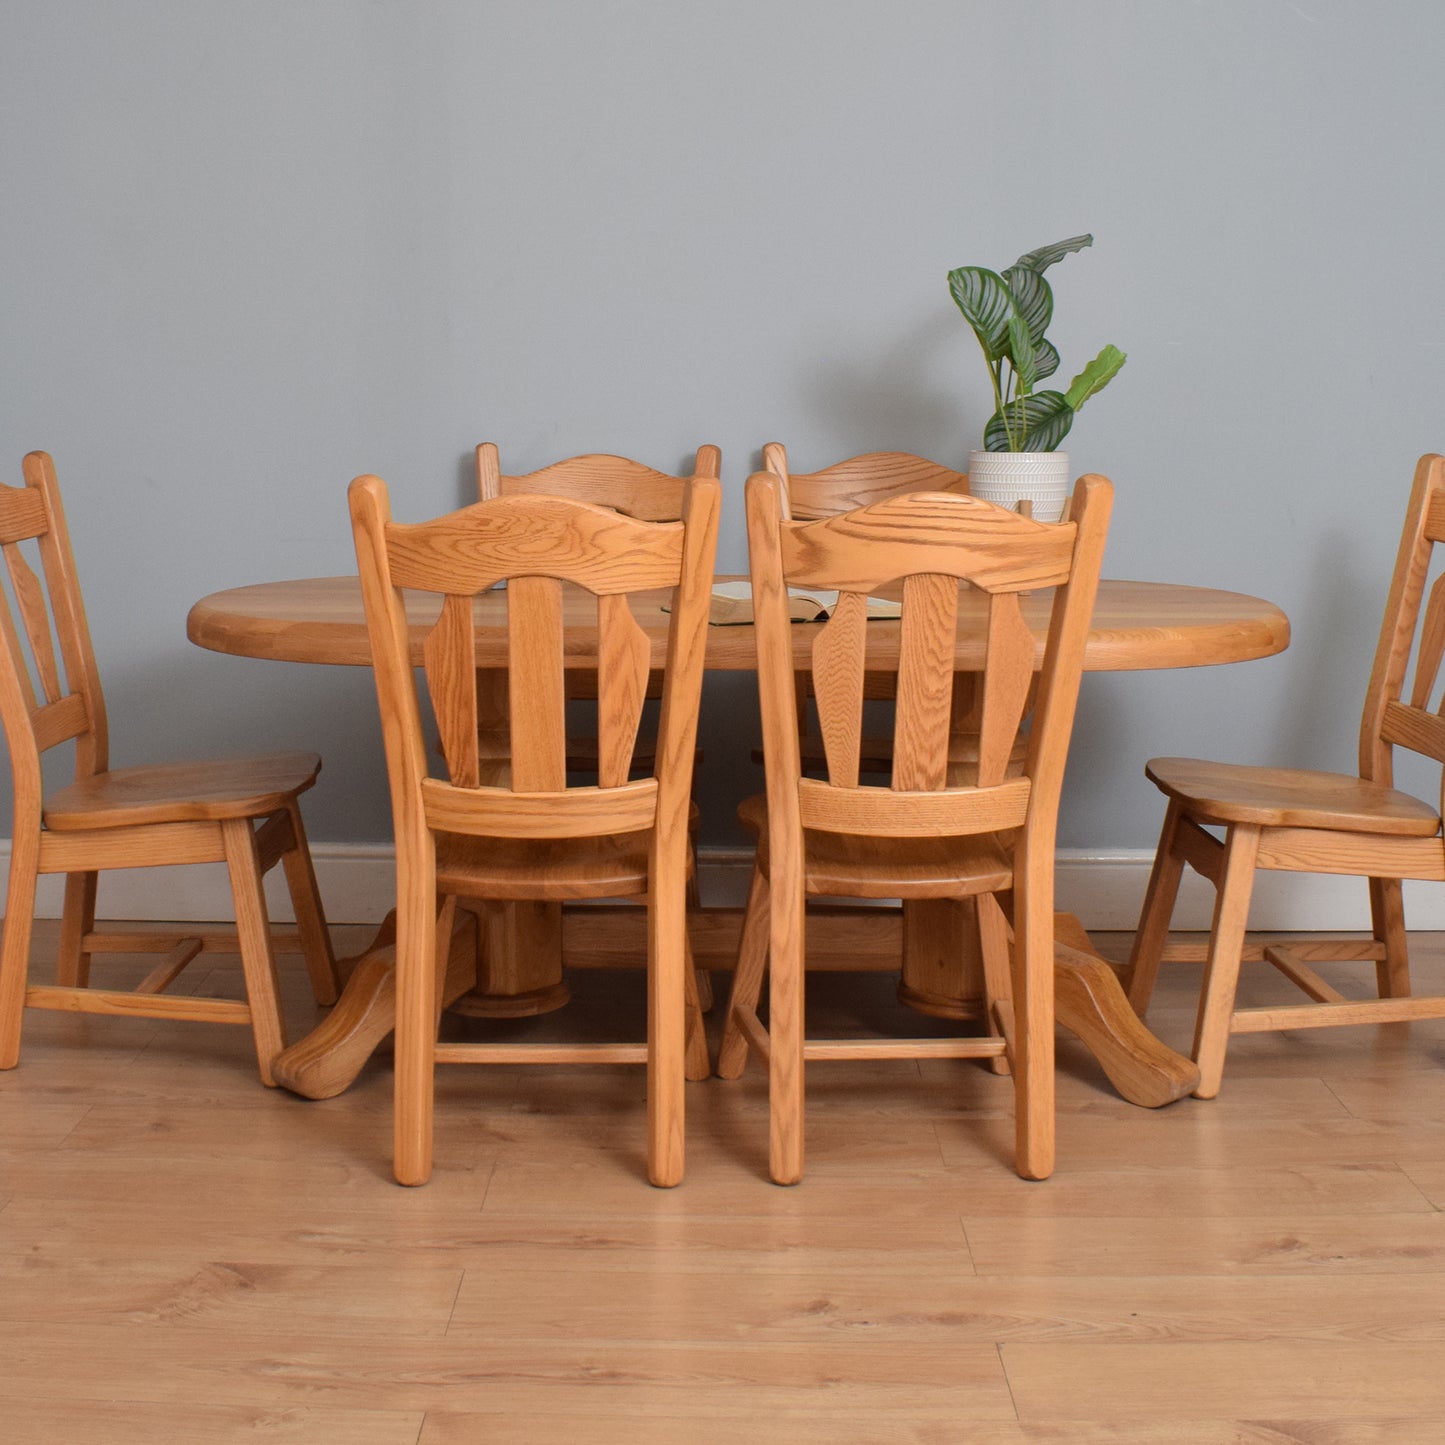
[475,445,720,521]
[0,453,108,826]
[350,474,720,848]
[746,472,1111,858]
[762,443,971,522]
[1361,453,1445,798]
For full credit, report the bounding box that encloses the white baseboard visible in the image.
[0,843,400,928]
[0,841,1437,933]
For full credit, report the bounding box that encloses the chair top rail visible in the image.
[778,491,1077,596]
[764,444,970,522]
[385,494,686,597]
[477,444,719,521]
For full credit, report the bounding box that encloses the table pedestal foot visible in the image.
[271,909,478,1100]
[895,901,1199,1108]
[1051,915,1200,1107]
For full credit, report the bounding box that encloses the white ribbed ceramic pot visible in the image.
[967,449,1071,523]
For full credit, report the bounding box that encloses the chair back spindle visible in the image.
[0,453,108,802]
[1362,456,1445,803]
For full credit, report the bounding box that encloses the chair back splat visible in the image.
[350,471,719,1187]
[722,472,1112,1183]
[0,452,337,1085]
[1128,453,1445,1098]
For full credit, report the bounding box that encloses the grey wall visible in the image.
[3,0,1443,853]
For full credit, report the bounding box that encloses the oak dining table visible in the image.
[187,574,1290,1107]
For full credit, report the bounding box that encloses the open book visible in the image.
[707,580,902,627]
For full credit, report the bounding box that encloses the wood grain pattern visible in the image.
[7,921,1445,1437]
[476,444,719,521]
[186,574,1291,674]
[763,443,971,521]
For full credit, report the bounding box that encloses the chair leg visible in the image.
[221,818,287,1087]
[685,865,714,1012]
[1011,862,1055,1182]
[717,863,768,1079]
[1125,800,1187,1015]
[393,836,440,1187]
[0,846,40,1070]
[1369,876,1410,998]
[683,932,711,1082]
[768,866,805,1187]
[279,802,340,1006]
[56,871,97,987]
[977,892,1013,1076]
[647,846,688,1189]
[1191,823,1261,1100]
[433,894,459,1023]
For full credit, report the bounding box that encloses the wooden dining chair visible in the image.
[1126,453,1445,1098]
[350,470,720,1187]
[0,452,338,1085]
[761,445,1029,1039]
[717,472,1113,1183]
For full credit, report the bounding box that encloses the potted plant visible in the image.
[947,233,1125,521]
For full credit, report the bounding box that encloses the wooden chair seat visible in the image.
[737,792,1013,898]
[1128,454,1445,1099]
[44,751,323,830]
[1143,756,1440,836]
[436,802,700,900]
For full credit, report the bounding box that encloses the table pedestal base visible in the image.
[447,901,571,1018]
[897,898,988,1020]
[269,903,1199,1106]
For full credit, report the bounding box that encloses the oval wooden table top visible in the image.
[188,575,1290,672]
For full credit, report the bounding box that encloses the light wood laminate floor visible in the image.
[2,920,1445,1442]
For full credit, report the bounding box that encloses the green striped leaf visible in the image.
[1063,343,1127,411]
[983,391,1074,452]
[1012,233,1093,273]
[1003,265,1053,344]
[1032,337,1060,383]
[1006,316,1038,391]
[947,266,1015,361]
